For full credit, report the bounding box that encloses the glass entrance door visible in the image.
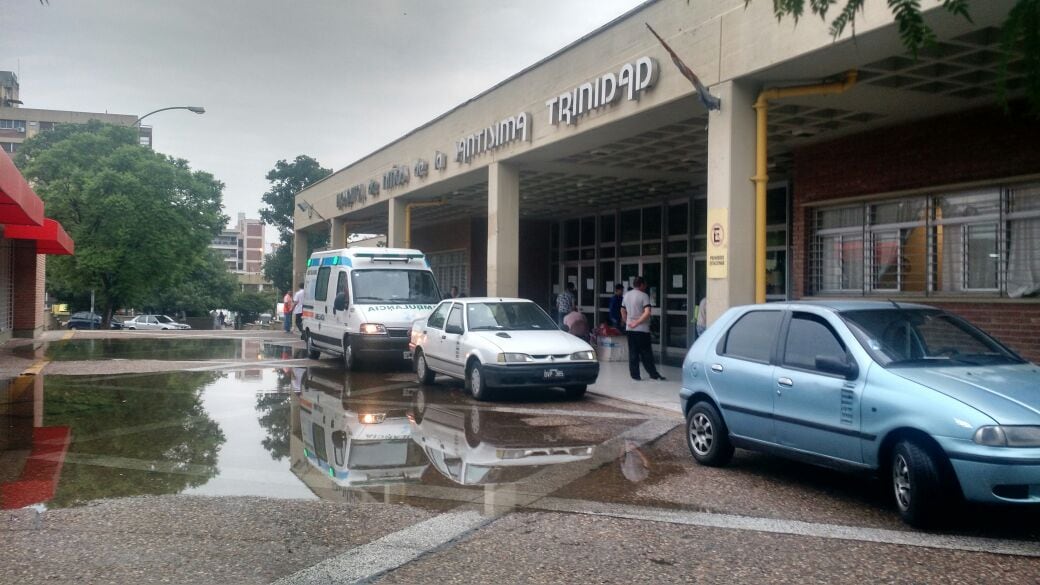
[619,259,662,346]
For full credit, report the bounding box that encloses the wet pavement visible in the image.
[2,330,1039,584]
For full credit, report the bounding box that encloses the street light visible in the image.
[133,106,205,126]
[297,200,327,221]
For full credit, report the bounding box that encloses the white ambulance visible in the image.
[301,247,441,369]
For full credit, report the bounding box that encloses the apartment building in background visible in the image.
[0,71,152,153]
[211,213,269,292]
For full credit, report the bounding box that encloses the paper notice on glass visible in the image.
[605,280,614,293]
[672,274,683,288]
[586,279,594,290]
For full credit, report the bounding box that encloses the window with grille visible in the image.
[428,249,468,296]
[810,181,1040,298]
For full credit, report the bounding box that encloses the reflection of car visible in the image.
[410,390,595,486]
[680,301,1040,527]
[66,312,123,330]
[410,298,598,400]
[297,369,427,487]
[124,314,191,330]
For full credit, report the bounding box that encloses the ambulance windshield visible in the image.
[350,269,441,304]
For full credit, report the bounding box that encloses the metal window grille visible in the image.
[428,249,468,296]
[809,181,1040,298]
[0,241,12,332]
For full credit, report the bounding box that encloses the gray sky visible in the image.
[1,0,647,239]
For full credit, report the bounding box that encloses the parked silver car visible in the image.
[410,298,599,400]
[124,314,191,330]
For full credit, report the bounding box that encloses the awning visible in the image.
[0,150,44,227]
[3,218,75,255]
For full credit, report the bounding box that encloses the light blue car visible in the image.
[679,301,1040,527]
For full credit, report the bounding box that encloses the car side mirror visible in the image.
[815,355,859,379]
[445,324,463,335]
[333,292,347,313]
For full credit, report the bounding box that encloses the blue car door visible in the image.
[707,309,783,443]
[773,310,864,464]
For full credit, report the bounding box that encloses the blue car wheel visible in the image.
[686,401,734,467]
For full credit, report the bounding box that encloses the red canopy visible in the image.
[4,218,74,255]
[0,150,44,227]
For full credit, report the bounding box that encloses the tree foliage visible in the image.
[15,121,228,324]
[228,289,279,324]
[756,0,1040,114]
[258,155,333,292]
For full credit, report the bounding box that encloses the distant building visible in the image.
[210,213,270,292]
[0,71,151,154]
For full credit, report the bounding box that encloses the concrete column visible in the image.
[292,230,309,291]
[487,162,520,297]
[705,80,757,324]
[330,217,348,249]
[387,198,407,249]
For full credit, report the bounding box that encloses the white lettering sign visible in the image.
[546,57,658,126]
[455,112,530,164]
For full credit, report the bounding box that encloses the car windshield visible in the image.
[350,269,440,304]
[840,308,1024,367]
[466,302,558,331]
[157,315,176,324]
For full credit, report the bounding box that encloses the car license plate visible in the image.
[402,351,413,360]
[543,368,565,380]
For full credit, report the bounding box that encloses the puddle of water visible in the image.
[10,338,315,362]
[0,366,647,512]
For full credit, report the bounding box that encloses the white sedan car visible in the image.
[124,314,191,330]
[410,297,599,400]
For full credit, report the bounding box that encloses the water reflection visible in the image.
[17,338,272,361]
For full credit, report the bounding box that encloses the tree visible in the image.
[15,121,227,326]
[258,155,333,292]
[149,249,237,316]
[228,289,278,325]
[756,0,1040,114]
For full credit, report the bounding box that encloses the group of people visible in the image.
[282,283,304,335]
[558,278,710,383]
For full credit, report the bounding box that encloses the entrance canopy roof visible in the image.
[4,218,75,255]
[0,150,44,227]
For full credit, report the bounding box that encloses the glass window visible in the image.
[446,305,463,331]
[668,203,688,236]
[642,206,662,240]
[315,267,331,301]
[819,206,864,230]
[766,250,786,297]
[580,216,596,247]
[335,271,348,299]
[620,209,641,242]
[600,214,616,242]
[766,186,788,225]
[1007,183,1040,298]
[820,234,863,291]
[783,314,847,371]
[965,224,999,289]
[667,256,687,294]
[693,198,707,236]
[721,311,782,362]
[564,219,580,248]
[427,302,451,329]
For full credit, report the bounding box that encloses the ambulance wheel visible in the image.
[305,334,321,360]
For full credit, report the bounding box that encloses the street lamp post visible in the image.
[133,106,205,127]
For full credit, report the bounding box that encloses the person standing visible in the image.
[621,276,665,382]
[448,285,461,299]
[556,282,576,327]
[293,282,305,336]
[608,284,625,329]
[282,290,294,333]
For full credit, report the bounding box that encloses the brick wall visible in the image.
[791,105,1040,362]
[11,241,43,337]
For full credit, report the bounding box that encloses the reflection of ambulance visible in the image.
[409,391,594,486]
[298,370,427,487]
[301,247,441,370]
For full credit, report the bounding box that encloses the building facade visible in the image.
[210,213,270,292]
[0,72,152,153]
[291,0,1039,364]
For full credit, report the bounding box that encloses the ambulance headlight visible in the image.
[359,323,387,335]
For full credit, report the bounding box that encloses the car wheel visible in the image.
[466,362,491,401]
[415,350,435,385]
[891,439,948,527]
[564,384,587,399]
[686,401,734,467]
[342,337,358,371]
[305,334,321,360]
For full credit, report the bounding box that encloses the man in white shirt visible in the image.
[620,276,664,381]
[292,282,304,336]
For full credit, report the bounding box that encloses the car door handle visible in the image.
[710,364,724,373]
[777,377,794,387]
[441,335,447,340]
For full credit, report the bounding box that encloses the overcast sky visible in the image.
[1,0,647,238]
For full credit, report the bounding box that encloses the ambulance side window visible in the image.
[336,271,349,303]
[315,267,332,302]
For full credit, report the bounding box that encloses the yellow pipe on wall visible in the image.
[753,70,857,304]
[404,199,445,249]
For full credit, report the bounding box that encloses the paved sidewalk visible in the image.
[588,360,683,414]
